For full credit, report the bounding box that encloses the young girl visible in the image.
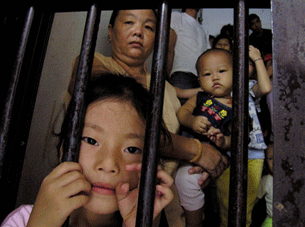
[175,48,233,227]
[214,45,271,227]
[1,74,173,227]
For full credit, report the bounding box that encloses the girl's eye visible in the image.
[125,21,133,25]
[219,70,227,73]
[204,73,211,76]
[82,137,99,146]
[124,147,142,154]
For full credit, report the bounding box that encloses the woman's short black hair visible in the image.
[109,9,157,27]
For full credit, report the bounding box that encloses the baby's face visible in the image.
[78,100,145,214]
[198,51,233,99]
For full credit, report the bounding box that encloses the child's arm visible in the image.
[206,127,231,150]
[117,164,173,227]
[173,86,203,99]
[249,45,272,98]
[27,162,91,227]
[177,95,212,134]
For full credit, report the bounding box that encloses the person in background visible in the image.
[220,24,234,41]
[249,14,272,58]
[214,45,272,227]
[256,142,273,227]
[212,34,233,52]
[167,8,211,104]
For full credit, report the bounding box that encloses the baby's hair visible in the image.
[57,73,170,161]
[196,48,233,73]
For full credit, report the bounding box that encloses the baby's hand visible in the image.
[27,162,91,227]
[205,127,225,148]
[117,163,173,227]
[192,116,212,134]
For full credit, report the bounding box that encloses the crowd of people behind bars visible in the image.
[1,8,273,227]
[167,9,273,227]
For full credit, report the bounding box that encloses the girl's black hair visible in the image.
[57,73,170,160]
[109,9,157,27]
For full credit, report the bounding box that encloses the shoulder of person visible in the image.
[263,28,272,34]
[93,52,127,76]
[1,205,33,227]
[94,52,112,66]
[170,11,183,30]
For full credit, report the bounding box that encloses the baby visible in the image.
[175,49,233,226]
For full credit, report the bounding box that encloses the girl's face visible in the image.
[108,10,156,66]
[198,52,233,98]
[215,38,231,52]
[78,100,145,214]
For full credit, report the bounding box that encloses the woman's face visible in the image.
[78,100,145,214]
[108,10,156,66]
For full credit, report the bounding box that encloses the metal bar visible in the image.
[2,1,271,12]
[272,0,305,226]
[136,2,171,227]
[61,4,101,163]
[0,7,34,175]
[61,5,101,227]
[228,0,249,226]
[0,10,54,222]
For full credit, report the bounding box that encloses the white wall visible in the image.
[201,8,272,37]
[16,8,271,206]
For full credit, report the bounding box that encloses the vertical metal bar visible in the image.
[228,0,249,226]
[272,0,305,226]
[61,4,100,163]
[136,2,171,227]
[0,6,34,175]
[0,10,54,222]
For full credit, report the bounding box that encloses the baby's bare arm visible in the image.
[177,95,197,129]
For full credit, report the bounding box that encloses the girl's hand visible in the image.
[27,162,91,227]
[192,116,212,134]
[249,45,262,61]
[116,163,174,227]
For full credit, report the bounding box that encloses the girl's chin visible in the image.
[84,195,119,215]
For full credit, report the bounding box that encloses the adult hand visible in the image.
[188,167,211,189]
[193,142,229,180]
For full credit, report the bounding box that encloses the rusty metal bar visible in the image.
[228,0,249,226]
[272,0,305,226]
[0,7,34,175]
[61,4,100,163]
[136,2,171,227]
